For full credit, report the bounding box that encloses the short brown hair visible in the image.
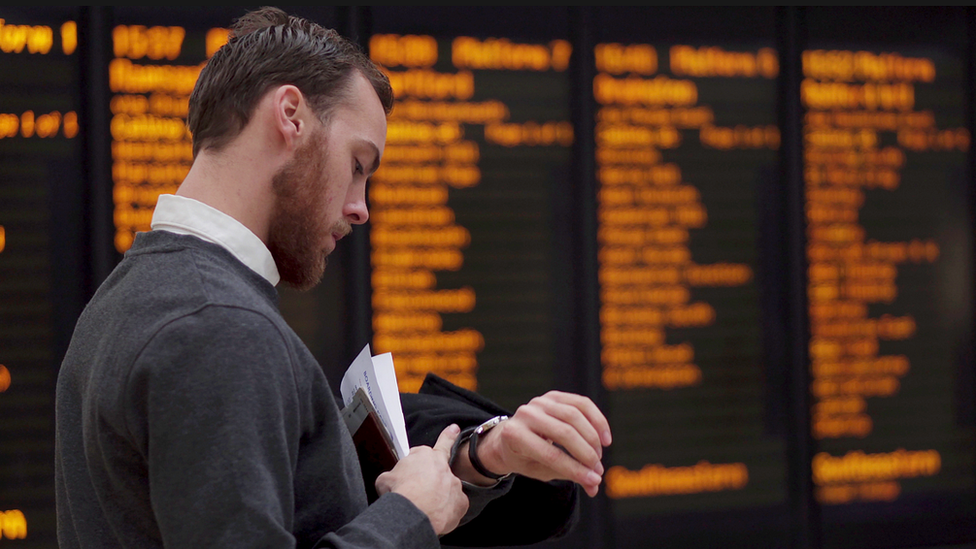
[188,6,393,157]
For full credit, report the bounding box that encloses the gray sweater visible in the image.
[55,231,440,549]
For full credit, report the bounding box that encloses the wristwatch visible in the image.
[468,415,512,481]
[449,415,513,482]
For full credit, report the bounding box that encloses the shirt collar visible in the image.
[150,194,281,286]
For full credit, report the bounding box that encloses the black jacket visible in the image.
[401,374,580,547]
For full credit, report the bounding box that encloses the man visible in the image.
[55,7,611,548]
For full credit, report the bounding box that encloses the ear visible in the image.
[271,84,307,150]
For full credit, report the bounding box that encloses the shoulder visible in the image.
[116,231,277,309]
[132,305,298,389]
[68,236,287,370]
[121,306,309,446]
[88,232,286,350]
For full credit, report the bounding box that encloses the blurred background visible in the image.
[0,6,974,549]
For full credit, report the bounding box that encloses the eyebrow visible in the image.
[360,139,381,176]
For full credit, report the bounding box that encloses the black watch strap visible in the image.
[469,415,512,481]
[449,425,478,468]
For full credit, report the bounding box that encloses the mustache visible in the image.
[331,220,352,239]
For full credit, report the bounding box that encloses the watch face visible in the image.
[477,415,507,434]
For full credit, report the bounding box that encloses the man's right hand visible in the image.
[375,424,469,536]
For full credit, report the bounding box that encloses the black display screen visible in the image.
[806,7,975,548]
[369,7,572,413]
[592,7,792,549]
[0,8,81,548]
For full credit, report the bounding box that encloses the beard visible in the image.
[267,129,350,291]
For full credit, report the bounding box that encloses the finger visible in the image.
[544,391,613,446]
[513,428,603,487]
[515,404,602,470]
[544,392,611,443]
[529,397,604,460]
[432,423,461,454]
[375,471,393,496]
[582,478,600,498]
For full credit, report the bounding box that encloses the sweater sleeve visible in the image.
[123,305,439,549]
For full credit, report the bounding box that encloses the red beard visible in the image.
[267,129,350,291]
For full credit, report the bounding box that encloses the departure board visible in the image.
[598,42,782,505]
[593,7,791,549]
[806,7,976,548]
[368,9,572,411]
[0,8,80,548]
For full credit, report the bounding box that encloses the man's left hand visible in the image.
[456,391,612,497]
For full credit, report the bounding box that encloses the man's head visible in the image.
[187,7,393,290]
[188,7,392,157]
[265,72,387,290]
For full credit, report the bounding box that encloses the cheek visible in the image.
[320,190,339,218]
[323,180,352,217]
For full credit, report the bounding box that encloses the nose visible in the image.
[344,186,369,225]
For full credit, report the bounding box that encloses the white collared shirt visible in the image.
[150,194,281,287]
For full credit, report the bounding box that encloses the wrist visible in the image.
[469,417,511,480]
[448,416,513,486]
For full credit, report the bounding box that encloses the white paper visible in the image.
[340,344,410,460]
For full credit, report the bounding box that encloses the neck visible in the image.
[176,140,278,244]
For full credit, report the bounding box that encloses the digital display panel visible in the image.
[592,7,791,549]
[597,40,781,503]
[806,7,976,548]
[369,8,572,412]
[0,8,80,547]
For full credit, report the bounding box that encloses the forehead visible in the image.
[326,71,387,151]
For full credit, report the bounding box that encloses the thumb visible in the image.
[433,424,461,453]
